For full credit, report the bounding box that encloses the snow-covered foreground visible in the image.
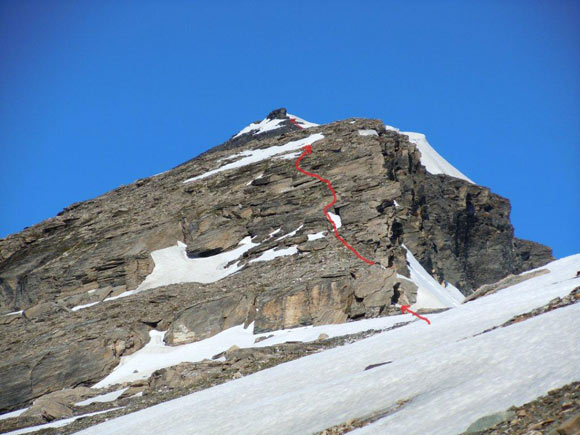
[80,254,580,435]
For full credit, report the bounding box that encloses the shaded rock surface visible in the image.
[0,111,553,411]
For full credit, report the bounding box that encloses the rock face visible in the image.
[0,109,552,411]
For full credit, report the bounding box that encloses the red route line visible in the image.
[401,305,431,325]
[290,117,430,325]
[294,143,375,265]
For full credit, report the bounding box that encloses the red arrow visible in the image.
[295,145,375,265]
[401,305,431,325]
[289,118,304,129]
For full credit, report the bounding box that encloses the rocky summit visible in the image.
[1,109,568,434]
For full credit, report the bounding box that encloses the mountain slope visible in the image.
[0,109,554,416]
[71,255,579,434]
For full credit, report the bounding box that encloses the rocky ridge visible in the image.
[0,109,553,413]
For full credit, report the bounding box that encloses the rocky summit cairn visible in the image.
[0,110,552,414]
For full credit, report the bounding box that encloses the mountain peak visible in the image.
[266,107,288,120]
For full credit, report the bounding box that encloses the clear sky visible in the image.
[1,1,578,258]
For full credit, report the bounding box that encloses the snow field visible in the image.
[79,254,580,435]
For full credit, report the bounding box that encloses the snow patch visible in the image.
[0,408,28,421]
[184,134,324,183]
[75,388,128,407]
[275,151,303,160]
[307,232,326,241]
[233,117,286,139]
[71,301,99,312]
[250,246,298,263]
[246,172,263,185]
[7,408,123,435]
[276,225,304,241]
[358,129,378,136]
[403,244,464,309]
[287,113,318,129]
[136,237,258,291]
[233,113,317,139]
[327,212,342,229]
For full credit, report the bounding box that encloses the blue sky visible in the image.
[1,1,578,258]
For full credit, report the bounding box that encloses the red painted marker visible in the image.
[401,305,431,325]
[295,145,375,265]
[289,118,303,129]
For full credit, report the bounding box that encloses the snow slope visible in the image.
[402,244,465,309]
[384,125,473,183]
[404,132,474,183]
[184,133,324,183]
[80,254,580,435]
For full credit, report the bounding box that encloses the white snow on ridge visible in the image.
[402,244,465,309]
[233,117,286,139]
[233,113,317,139]
[184,133,324,183]
[403,131,474,184]
[80,254,580,435]
[136,237,258,291]
[287,113,319,129]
